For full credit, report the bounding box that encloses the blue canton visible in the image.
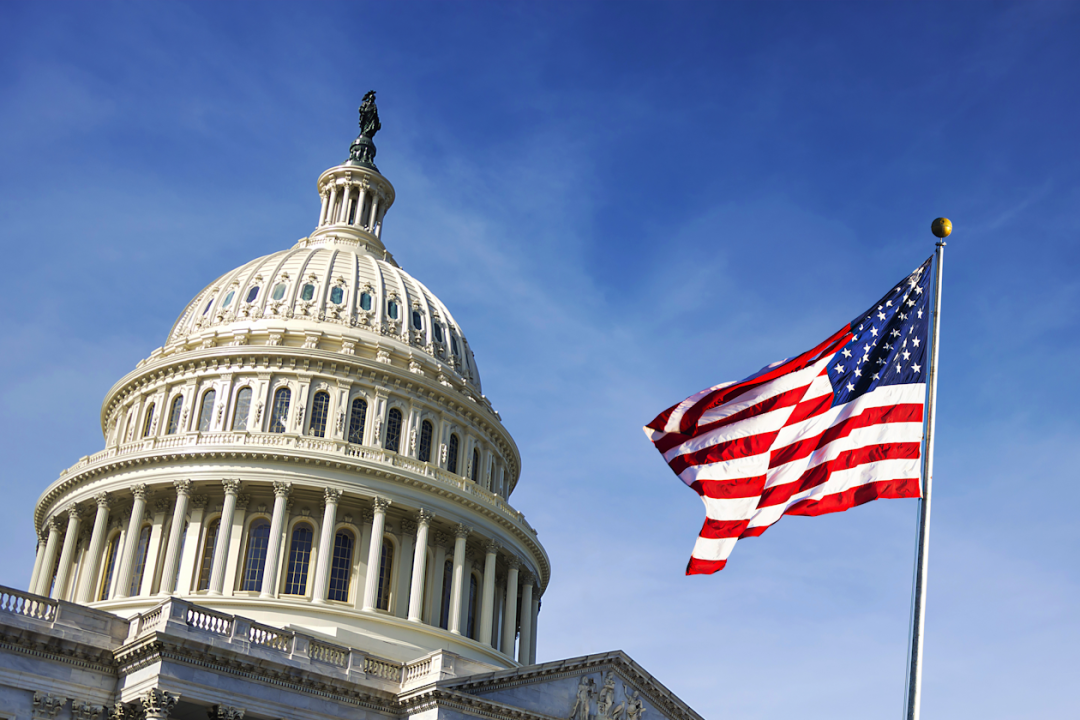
[827,257,933,407]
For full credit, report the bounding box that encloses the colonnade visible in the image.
[318,180,387,237]
[29,480,541,664]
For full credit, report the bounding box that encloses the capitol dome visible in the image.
[26,103,548,671]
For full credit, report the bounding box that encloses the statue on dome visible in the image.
[349,90,381,169]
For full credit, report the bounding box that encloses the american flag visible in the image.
[645,257,934,574]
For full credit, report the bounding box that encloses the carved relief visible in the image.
[139,691,180,720]
[207,706,244,720]
[72,701,105,720]
[33,693,68,719]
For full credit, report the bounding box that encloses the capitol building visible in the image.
[0,97,701,720]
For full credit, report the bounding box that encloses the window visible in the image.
[387,299,399,320]
[197,519,220,591]
[232,387,252,431]
[283,524,314,595]
[451,337,459,355]
[203,298,214,315]
[447,434,459,474]
[348,398,367,444]
[330,286,344,304]
[467,573,479,639]
[439,559,453,629]
[129,526,152,596]
[245,286,260,303]
[328,530,354,602]
[309,391,330,437]
[384,408,402,452]
[198,390,216,432]
[418,420,433,462]
[360,292,372,311]
[269,388,291,433]
[240,521,271,592]
[222,290,234,308]
[142,403,156,438]
[411,310,423,330]
[301,284,315,301]
[376,538,394,611]
[347,197,357,224]
[433,323,444,343]
[98,533,121,601]
[470,448,480,482]
[166,395,183,435]
[271,283,286,301]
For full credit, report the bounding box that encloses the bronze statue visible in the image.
[358,91,381,138]
[349,91,382,169]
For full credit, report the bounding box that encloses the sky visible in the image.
[1,2,1078,718]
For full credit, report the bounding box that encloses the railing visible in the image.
[137,606,164,633]
[309,639,348,667]
[186,606,233,635]
[0,587,57,621]
[403,658,431,682]
[249,621,293,651]
[364,656,401,681]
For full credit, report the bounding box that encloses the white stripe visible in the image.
[692,364,822,428]
[691,536,739,562]
[662,404,790,463]
[678,453,770,484]
[701,495,761,522]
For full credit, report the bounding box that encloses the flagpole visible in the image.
[904,218,949,720]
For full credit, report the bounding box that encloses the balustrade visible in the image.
[0,587,57,621]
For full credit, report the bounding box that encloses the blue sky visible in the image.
[1,2,1078,718]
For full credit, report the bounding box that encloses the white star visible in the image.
[896,363,902,373]
[913,337,920,347]
[873,372,880,380]
[915,286,923,294]
[917,309,924,319]
[912,364,921,373]
[842,348,852,358]
[878,305,884,311]
[854,367,862,377]
[886,300,893,307]
[847,383,855,392]
[834,363,845,374]
[863,343,872,353]
[877,311,886,321]
[884,342,892,351]
[907,299,916,307]
[892,329,901,337]
[870,327,879,337]
[900,312,907,320]
[877,357,886,365]
[861,354,869,364]
[902,339,908,347]
[902,350,911,360]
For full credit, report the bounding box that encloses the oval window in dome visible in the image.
[246,286,260,303]
[203,298,215,315]
[272,283,287,301]
[433,323,444,343]
[451,336,459,355]
[360,291,372,311]
[222,290,235,308]
[301,284,315,301]
[387,299,399,320]
[330,286,344,304]
[411,310,423,330]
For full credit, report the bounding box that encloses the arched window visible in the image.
[222,290,235,308]
[418,420,433,462]
[376,537,394,611]
[129,526,152,596]
[142,403,156,438]
[198,390,216,432]
[197,519,220,591]
[348,398,367,444]
[239,521,271,592]
[385,408,403,453]
[328,530,355,602]
[232,387,252,431]
[466,573,479,639]
[411,310,423,330]
[98,533,121,601]
[387,299,399,320]
[203,298,214,315]
[309,391,330,437]
[470,448,480,482]
[447,434,460,474]
[166,395,183,435]
[271,283,287,301]
[283,523,314,595]
[330,286,344,304]
[439,559,453,629]
[360,292,372,311]
[451,336,459,356]
[245,286,260,303]
[433,323,444,343]
[301,284,315,301]
[269,388,291,433]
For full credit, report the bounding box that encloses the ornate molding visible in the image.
[207,706,244,720]
[222,479,241,495]
[33,693,68,719]
[272,481,292,498]
[173,479,192,496]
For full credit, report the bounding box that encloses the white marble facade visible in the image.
[3,113,703,720]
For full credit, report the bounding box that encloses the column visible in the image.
[76,493,111,602]
[355,187,367,227]
[52,505,82,599]
[260,481,291,597]
[478,540,499,646]
[175,494,207,594]
[354,509,373,609]
[518,574,534,664]
[318,191,329,226]
[361,497,390,611]
[34,519,61,595]
[140,498,170,595]
[368,194,379,230]
[114,484,149,599]
[427,532,448,625]
[448,524,470,635]
[208,479,241,595]
[395,521,416,618]
[327,185,339,225]
[341,185,354,223]
[501,558,520,655]
[311,488,342,604]
[407,510,433,622]
[529,593,540,664]
[158,480,191,595]
[140,689,180,720]
[29,533,47,594]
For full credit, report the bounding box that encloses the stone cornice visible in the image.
[402,688,563,720]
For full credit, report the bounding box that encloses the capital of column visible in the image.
[454,523,472,539]
[140,690,179,717]
[485,539,501,555]
[324,487,343,504]
[207,706,244,720]
[372,496,391,513]
[222,479,241,495]
[173,479,192,496]
[94,492,111,508]
[416,508,435,527]
[131,484,148,501]
[65,504,81,521]
[47,516,63,532]
[272,481,292,498]
[506,556,522,570]
[190,494,209,508]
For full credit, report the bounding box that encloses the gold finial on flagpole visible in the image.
[931,217,952,239]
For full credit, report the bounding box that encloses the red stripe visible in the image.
[769,403,923,469]
[759,442,921,508]
[654,385,808,454]
[667,431,779,476]
[686,557,728,575]
[691,475,767,499]
[784,388,834,426]
[698,518,751,538]
[738,525,769,538]
[672,327,852,434]
[785,476,921,517]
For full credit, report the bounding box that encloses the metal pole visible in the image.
[905,229,947,720]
